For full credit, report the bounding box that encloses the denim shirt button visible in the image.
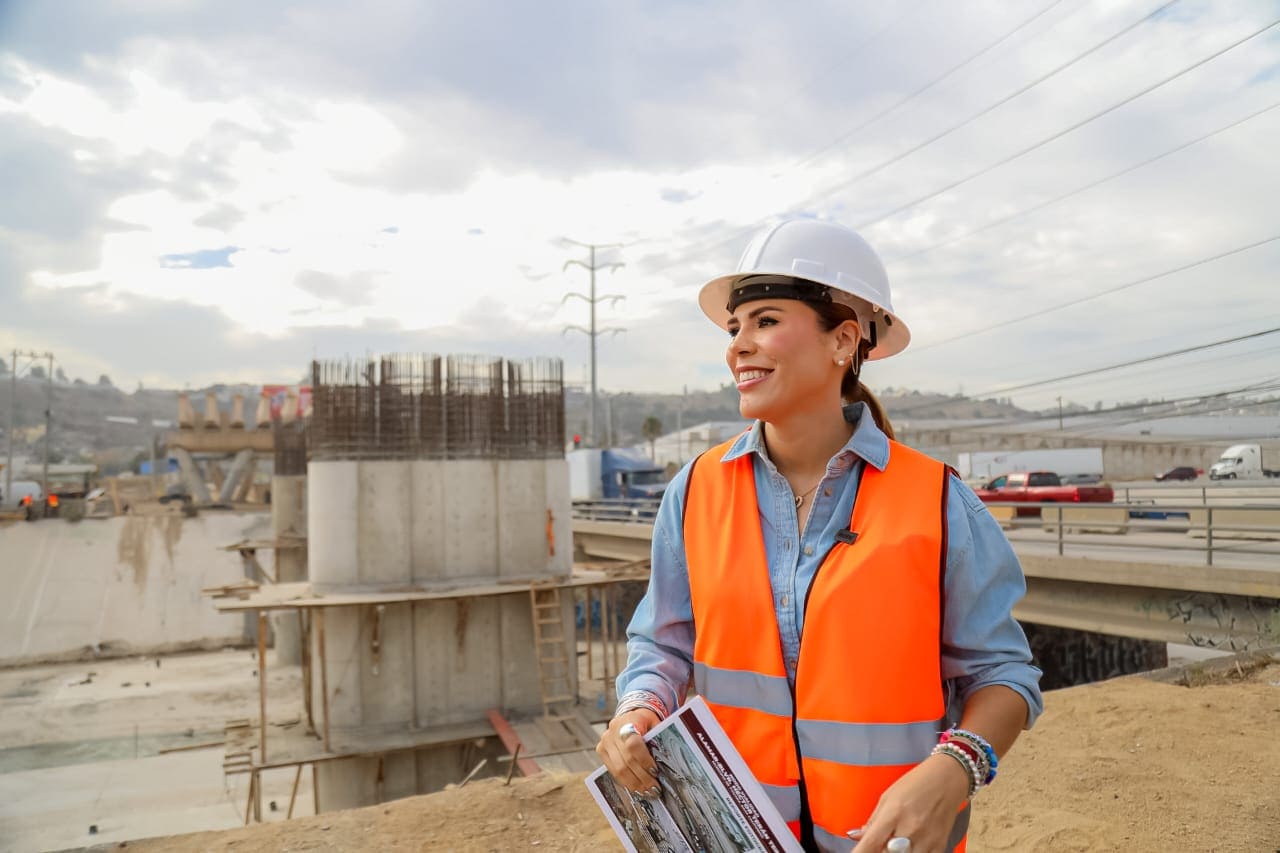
[803,545,813,556]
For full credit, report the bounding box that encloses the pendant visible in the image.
[794,494,803,510]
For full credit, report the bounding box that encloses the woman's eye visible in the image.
[727,327,739,339]
[758,316,777,327]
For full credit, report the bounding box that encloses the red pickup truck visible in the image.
[973,471,1114,512]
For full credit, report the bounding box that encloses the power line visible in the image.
[647,0,1187,272]
[885,327,1280,419]
[969,327,1280,397]
[845,15,1280,231]
[785,0,1070,173]
[884,99,1280,265]
[906,233,1280,353]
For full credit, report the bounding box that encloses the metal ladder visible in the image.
[529,583,575,718]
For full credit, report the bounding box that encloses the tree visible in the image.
[29,365,46,380]
[55,367,68,383]
[642,415,663,461]
[97,374,113,387]
[0,356,6,374]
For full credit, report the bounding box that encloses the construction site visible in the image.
[1,352,1278,852]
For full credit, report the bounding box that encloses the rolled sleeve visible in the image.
[942,475,1044,728]
[615,462,696,717]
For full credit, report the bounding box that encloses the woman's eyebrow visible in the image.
[732,305,782,323]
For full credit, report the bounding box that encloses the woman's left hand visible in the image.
[848,753,970,852]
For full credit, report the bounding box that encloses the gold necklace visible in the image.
[793,479,823,510]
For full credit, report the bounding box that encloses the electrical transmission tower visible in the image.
[561,240,625,447]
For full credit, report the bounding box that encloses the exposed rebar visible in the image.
[309,354,564,460]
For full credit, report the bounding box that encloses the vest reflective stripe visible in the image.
[686,437,963,849]
[797,718,940,767]
[693,661,792,718]
[814,824,856,852]
[759,781,802,824]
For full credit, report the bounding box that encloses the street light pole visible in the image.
[3,349,55,507]
[4,349,14,507]
[562,240,626,447]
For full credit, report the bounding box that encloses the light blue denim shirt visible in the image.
[617,402,1044,727]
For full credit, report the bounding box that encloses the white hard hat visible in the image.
[698,218,909,359]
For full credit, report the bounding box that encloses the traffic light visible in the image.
[573,434,582,448]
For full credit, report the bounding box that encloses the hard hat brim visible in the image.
[698,272,911,360]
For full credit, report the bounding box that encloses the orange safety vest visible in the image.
[684,437,968,852]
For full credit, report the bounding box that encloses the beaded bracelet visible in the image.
[945,728,999,785]
[938,732,989,785]
[930,742,980,799]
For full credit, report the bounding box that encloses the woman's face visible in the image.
[725,299,848,422]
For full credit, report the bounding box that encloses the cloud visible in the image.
[0,0,1275,413]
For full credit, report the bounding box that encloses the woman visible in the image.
[596,219,1042,853]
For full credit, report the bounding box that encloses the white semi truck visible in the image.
[1208,444,1280,480]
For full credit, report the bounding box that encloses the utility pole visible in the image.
[1057,396,1064,431]
[4,349,55,507]
[561,240,625,447]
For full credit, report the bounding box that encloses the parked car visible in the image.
[973,471,1114,516]
[1155,466,1198,482]
[1060,472,1103,485]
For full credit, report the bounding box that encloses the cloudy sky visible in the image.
[1,0,1277,410]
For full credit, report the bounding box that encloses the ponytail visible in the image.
[844,379,895,441]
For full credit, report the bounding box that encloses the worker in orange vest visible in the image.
[597,219,1042,852]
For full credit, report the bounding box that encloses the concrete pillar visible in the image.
[254,394,272,429]
[230,393,246,429]
[171,448,211,504]
[218,448,255,504]
[203,392,220,429]
[272,474,307,664]
[177,393,196,429]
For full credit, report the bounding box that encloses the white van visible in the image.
[1208,444,1280,480]
[2,480,48,519]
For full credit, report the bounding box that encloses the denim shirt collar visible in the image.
[720,401,890,472]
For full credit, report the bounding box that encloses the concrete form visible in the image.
[303,456,573,811]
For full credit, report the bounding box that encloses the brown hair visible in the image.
[808,300,896,441]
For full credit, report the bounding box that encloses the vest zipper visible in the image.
[791,462,864,851]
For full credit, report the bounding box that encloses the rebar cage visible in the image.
[309,354,565,460]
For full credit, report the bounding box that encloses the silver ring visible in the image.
[618,722,639,741]
[887,838,911,853]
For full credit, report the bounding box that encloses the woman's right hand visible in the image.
[595,708,662,795]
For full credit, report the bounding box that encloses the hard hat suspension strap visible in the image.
[726,275,832,312]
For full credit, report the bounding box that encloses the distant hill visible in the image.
[568,384,1032,447]
[0,373,1031,474]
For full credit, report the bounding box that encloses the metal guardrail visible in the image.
[955,500,1280,567]
[572,499,662,523]
[574,499,1280,568]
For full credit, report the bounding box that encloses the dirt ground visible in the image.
[115,654,1280,853]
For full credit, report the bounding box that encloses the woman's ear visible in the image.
[836,318,861,355]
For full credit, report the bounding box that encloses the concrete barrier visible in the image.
[1042,506,1130,534]
[984,505,1019,529]
[1186,507,1280,540]
[0,510,270,666]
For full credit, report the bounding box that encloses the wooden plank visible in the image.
[212,571,616,612]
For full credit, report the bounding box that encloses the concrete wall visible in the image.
[306,458,573,812]
[308,459,572,590]
[0,512,268,666]
[904,428,1280,481]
